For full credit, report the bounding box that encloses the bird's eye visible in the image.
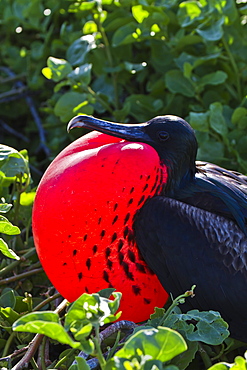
[157,131,169,141]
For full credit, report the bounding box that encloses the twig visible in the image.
[0,86,28,100]
[0,247,36,278]
[0,118,29,142]
[99,320,137,343]
[73,320,137,368]
[0,267,44,286]
[0,66,50,156]
[0,73,26,84]
[11,299,68,370]
[32,292,62,311]
[11,334,44,370]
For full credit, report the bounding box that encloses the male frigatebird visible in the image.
[65,114,247,342]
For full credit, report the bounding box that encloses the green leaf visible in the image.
[71,356,91,370]
[198,71,228,88]
[232,107,247,125]
[0,203,12,213]
[0,145,29,178]
[184,310,229,345]
[165,70,195,97]
[132,5,149,23]
[197,18,224,41]
[0,215,21,235]
[178,1,203,27]
[20,191,36,206]
[125,94,164,122]
[54,92,93,122]
[66,35,96,66]
[209,102,228,136]
[13,311,81,349]
[112,22,138,47]
[197,138,225,162]
[189,111,209,132]
[208,353,247,370]
[175,52,221,72]
[113,327,187,362]
[164,310,229,345]
[42,57,73,82]
[65,292,121,331]
[0,307,20,325]
[0,289,16,309]
[68,63,92,85]
[0,239,20,260]
[69,1,96,12]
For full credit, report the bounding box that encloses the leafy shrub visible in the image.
[42,0,247,172]
[1,0,247,369]
[1,0,247,175]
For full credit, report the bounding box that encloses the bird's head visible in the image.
[67,115,198,194]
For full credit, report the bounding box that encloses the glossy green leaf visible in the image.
[208,353,247,370]
[65,292,121,330]
[112,22,138,47]
[0,238,20,260]
[132,5,149,23]
[199,71,227,88]
[0,215,20,235]
[0,307,20,325]
[165,70,195,97]
[232,107,247,125]
[209,102,228,136]
[0,145,29,178]
[0,203,12,213]
[164,310,229,345]
[189,112,209,132]
[42,57,73,82]
[72,356,91,370]
[20,191,36,206]
[197,18,224,41]
[66,35,96,66]
[114,327,187,362]
[54,92,93,122]
[68,63,92,85]
[13,311,81,348]
[178,1,202,27]
[0,289,16,309]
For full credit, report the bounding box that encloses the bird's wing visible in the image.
[175,162,247,234]
[134,196,247,336]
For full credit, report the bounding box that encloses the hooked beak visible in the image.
[67,115,150,142]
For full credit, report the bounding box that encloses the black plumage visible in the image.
[68,114,247,342]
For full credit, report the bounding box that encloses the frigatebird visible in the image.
[68,114,247,342]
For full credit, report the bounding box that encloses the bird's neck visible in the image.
[164,163,196,197]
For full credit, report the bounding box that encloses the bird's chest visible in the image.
[33,137,168,321]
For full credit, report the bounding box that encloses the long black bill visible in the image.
[67,115,150,142]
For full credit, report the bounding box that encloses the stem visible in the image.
[54,349,77,369]
[32,292,62,312]
[198,342,212,369]
[10,300,68,370]
[11,334,44,370]
[94,10,119,110]
[222,36,242,101]
[30,357,40,370]
[106,330,121,361]
[86,86,114,114]
[0,267,44,286]
[161,286,196,325]
[2,332,17,357]
[93,325,106,369]
[39,337,49,370]
[0,247,36,277]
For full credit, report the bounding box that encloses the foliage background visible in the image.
[1,0,247,177]
[1,0,247,368]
